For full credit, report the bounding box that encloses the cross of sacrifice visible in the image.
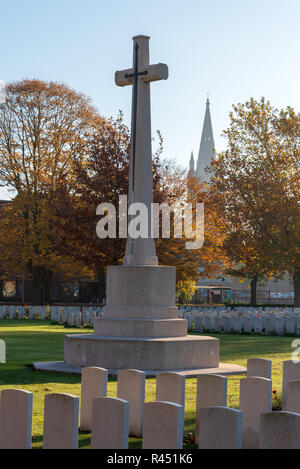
[115,35,168,266]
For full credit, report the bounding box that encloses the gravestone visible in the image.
[143,401,184,449]
[260,411,300,449]
[18,306,25,319]
[232,317,242,333]
[194,316,202,332]
[76,312,82,327]
[196,374,227,441]
[286,380,300,413]
[80,366,108,432]
[61,308,68,324]
[40,306,46,320]
[204,316,213,331]
[213,316,220,332]
[239,377,272,448]
[243,317,253,333]
[274,317,285,335]
[50,306,59,321]
[156,372,185,407]
[187,316,193,331]
[224,316,233,333]
[247,358,272,380]
[286,318,296,334]
[253,317,263,333]
[43,393,79,449]
[91,397,129,449]
[282,361,300,409]
[117,369,145,437]
[8,305,17,319]
[264,317,274,335]
[197,407,242,449]
[296,318,300,335]
[0,389,33,449]
[68,312,75,326]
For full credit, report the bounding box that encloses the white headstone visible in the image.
[239,376,272,448]
[40,306,47,320]
[196,374,227,441]
[286,318,296,334]
[247,358,272,380]
[282,361,300,409]
[43,393,79,449]
[274,317,285,335]
[243,317,253,333]
[194,316,202,332]
[264,317,275,334]
[204,316,213,331]
[224,316,233,332]
[91,397,129,449]
[8,305,17,319]
[156,372,185,407]
[286,379,300,413]
[260,411,300,449]
[0,389,33,449]
[117,369,145,437]
[143,401,184,449]
[80,366,108,432]
[198,407,242,449]
[232,317,242,333]
[18,306,25,319]
[213,316,220,332]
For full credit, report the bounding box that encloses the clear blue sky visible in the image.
[0,0,299,186]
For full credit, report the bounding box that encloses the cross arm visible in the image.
[115,63,169,87]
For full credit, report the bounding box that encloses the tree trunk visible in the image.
[32,266,43,305]
[250,275,258,307]
[293,267,300,307]
[44,269,52,304]
[30,264,52,305]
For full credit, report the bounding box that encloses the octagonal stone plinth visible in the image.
[64,334,219,370]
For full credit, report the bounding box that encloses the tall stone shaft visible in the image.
[124,35,157,266]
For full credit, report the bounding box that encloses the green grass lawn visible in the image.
[0,319,296,448]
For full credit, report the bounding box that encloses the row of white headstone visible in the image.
[180,306,298,313]
[0,305,102,326]
[178,308,300,336]
[1,359,300,449]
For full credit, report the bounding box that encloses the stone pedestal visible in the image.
[64,265,220,372]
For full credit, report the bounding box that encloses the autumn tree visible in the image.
[0,79,99,303]
[209,98,300,306]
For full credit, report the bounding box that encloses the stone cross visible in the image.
[115,35,168,266]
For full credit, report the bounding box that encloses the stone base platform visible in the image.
[33,360,246,377]
[63,334,220,370]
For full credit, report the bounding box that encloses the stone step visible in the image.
[103,305,178,319]
[94,318,187,338]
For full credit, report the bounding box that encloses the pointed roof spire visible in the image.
[196,96,215,180]
[189,150,195,172]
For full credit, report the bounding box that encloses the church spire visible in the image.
[196,97,215,180]
[189,150,195,173]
